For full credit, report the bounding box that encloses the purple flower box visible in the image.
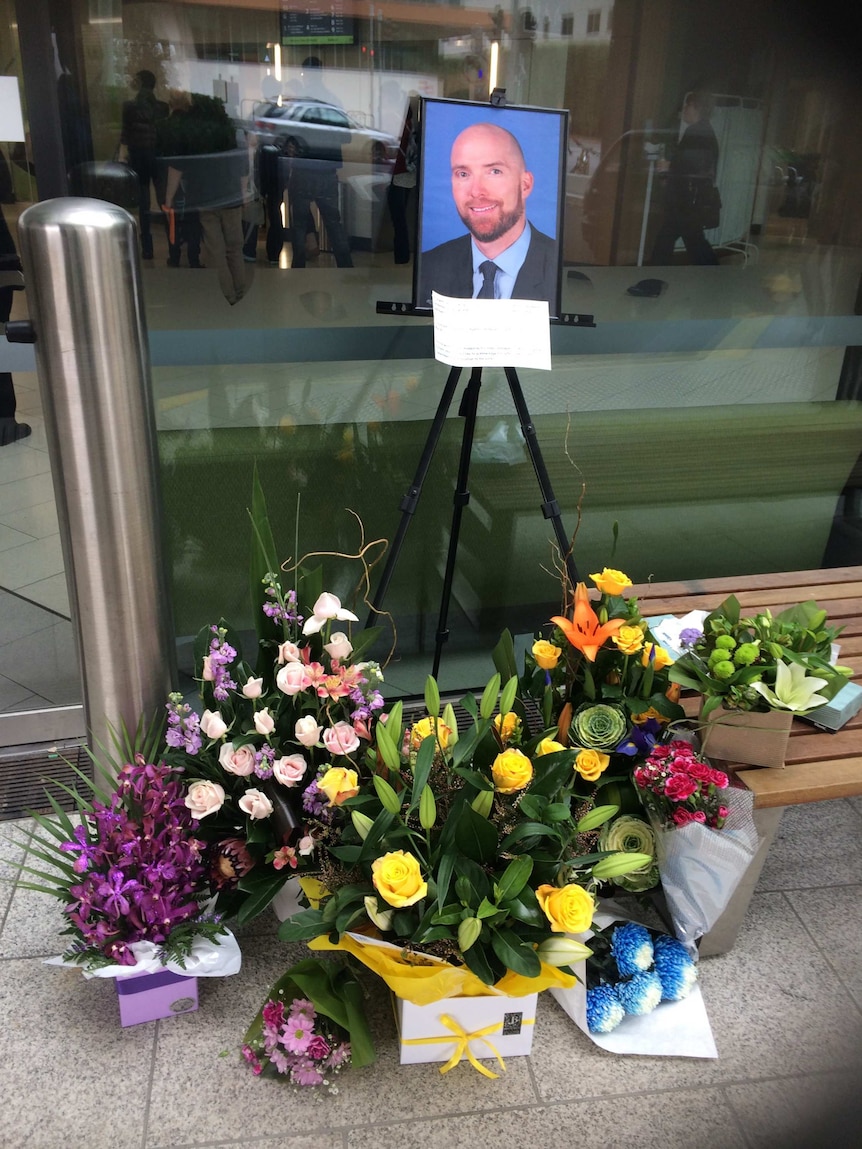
[115,968,199,1026]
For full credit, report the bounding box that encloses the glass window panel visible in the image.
[4,0,861,698]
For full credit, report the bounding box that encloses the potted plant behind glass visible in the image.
[668,594,851,767]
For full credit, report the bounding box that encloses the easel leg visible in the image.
[432,367,482,677]
[365,364,463,627]
[504,367,580,589]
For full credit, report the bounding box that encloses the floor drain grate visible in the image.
[0,741,92,822]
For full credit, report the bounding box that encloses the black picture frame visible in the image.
[412,97,568,319]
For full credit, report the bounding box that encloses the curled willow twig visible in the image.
[279,510,398,667]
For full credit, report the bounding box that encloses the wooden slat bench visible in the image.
[630,566,862,955]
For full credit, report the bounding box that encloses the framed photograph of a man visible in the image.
[413,98,568,318]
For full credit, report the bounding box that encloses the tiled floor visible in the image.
[1,799,860,1149]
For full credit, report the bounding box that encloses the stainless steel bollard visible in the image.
[17,198,176,778]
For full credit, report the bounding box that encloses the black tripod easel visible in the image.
[366,362,581,677]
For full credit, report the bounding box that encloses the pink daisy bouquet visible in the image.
[241,958,375,1083]
[633,740,730,830]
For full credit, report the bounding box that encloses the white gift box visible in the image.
[395,991,538,1067]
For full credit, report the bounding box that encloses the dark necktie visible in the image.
[477,260,499,299]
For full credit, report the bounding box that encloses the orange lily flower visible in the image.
[551,583,625,662]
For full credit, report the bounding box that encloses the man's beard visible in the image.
[459,195,525,244]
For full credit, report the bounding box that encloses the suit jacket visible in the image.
[416,225,559,311]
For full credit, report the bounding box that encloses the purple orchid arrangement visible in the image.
[18,755,228,971]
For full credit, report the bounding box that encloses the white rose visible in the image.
[277,641,302,664]
[242,677,263,699]
[277,663,308,696]
[238,788,273,820]
[184,779,225,818]
[295,716,323,747]
[273,753,307,787]
[200,708,228,740]
[298,834,315,856]
[219,741,256,777]
[323,721,361,757]
[254,708,275,736]
[324,631,353,661]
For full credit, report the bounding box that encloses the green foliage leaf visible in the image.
[479,673,501,720]
[492,628,519,683]
[277,908,327,942]
[490,927,541,978]
[411,735,436,809]
[453,801,499,865]
[424,675,440,718]
[494,855,533,903]
[499,675,518,719]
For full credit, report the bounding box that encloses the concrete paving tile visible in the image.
[789,884,862,1007]
[530,891,862,1103]
[0,499,59,540]
[346,1087,745,1149]
[0,877,70,958]
[756,800,862,891]
[0,470,55,515]
[146,934,537,1148]
[0,587,59,646]
[0,956,154,1149]
[0,533,64,590]
[15,572,71,617]
[726,1071,862,1149]
[0,618,79,705]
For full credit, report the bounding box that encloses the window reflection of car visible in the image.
[251,99,398,167]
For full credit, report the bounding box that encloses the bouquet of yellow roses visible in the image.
[278,671,653,1001]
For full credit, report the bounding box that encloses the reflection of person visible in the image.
[416,122,557,308]
[649,90,719,266]
[387,94,419,264]
[156,91,204,268]
[286,57,353,269]
[161,93,250,304]
[120,70,168,260]
[0,151,30,446]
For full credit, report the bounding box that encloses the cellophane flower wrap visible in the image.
[277,670,654,1003]
[633,738,760,948]
[16,752,233,973]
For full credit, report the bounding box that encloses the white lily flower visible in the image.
[751,660,830,712]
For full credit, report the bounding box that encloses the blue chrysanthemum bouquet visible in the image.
[585,922,698,1034]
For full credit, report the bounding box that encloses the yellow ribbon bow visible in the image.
[401,1012,533,1079]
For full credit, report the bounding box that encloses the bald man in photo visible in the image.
[417,121,558,308]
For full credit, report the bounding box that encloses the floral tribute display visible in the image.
[162,564,385,924]
[585,922,698,1035]
[516,568,685,790]
[241,958,375,1086]
[17,751,231,971]
[669,594,850,719]
[634,741,731,830]
[277,671,652,996]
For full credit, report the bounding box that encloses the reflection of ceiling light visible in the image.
[89,16,122,22]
